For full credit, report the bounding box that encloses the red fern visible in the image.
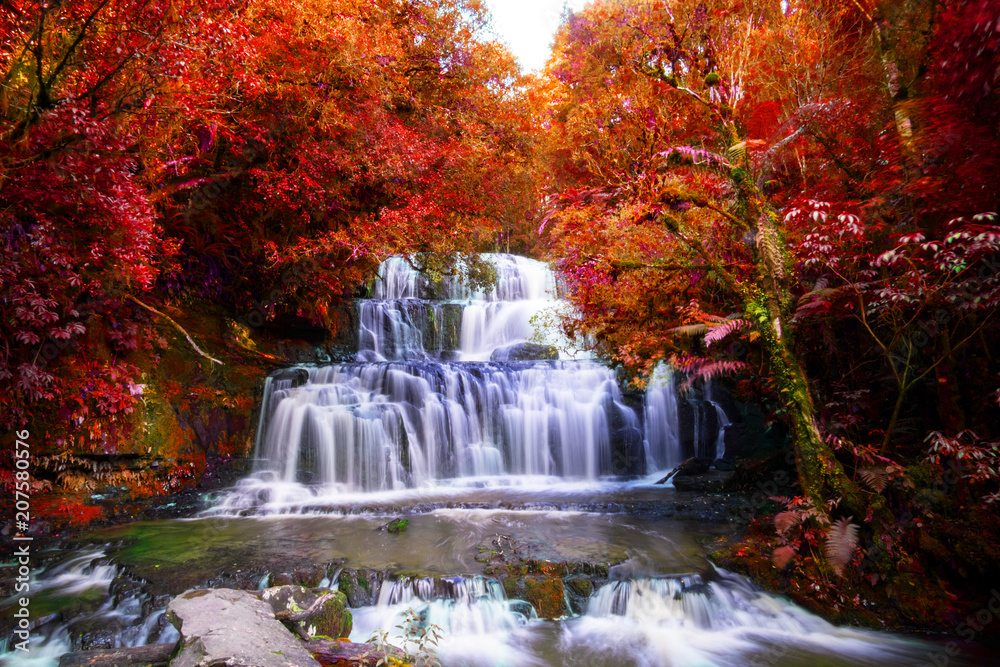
[670,353,749,392]
[704,318,753,348]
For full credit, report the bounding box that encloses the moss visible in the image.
[524,576,566,619]
[311,591,353,639]
[387,519,409,534]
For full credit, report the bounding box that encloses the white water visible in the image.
[359,254,570,362]
[560,571,930,667]
[344,569,933,667]
[222,254,656,510]
[0,548,177,667]
[644,363,682,470]
[706,380,732,461]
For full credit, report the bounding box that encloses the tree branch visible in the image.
[125,295,223,365]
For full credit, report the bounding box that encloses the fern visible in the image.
[772,545,797,569]
[671,354,749,392]
[774,511,801,536]
[859,467,888,493]
[669,323,709,337]
[825,518,859,576]
[704,318,753,347]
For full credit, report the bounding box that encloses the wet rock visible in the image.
[490,342,559,361]
[604,396,645,476]
[439,304,464,351]
[58,643,175,667]
[268,564,327,589]
[271,367,311,388]
[674,458,712,476]
[564,575,594,615]
[67,614,138,651]
[337,569,382,608]
[305,638,403,667]
[166,588,321,667]
[672,470,735,492]
[507,599,536,620]
[564,575,593,598]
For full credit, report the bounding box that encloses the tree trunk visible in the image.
[755,298,894,537]
[58,643,175,667]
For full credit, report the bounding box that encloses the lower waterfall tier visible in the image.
[248,361,645,499]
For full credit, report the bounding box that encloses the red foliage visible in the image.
[32,496,106,528]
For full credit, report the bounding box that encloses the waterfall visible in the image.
[706,379,732,461]
[220,254,661,510]
[644,363,681,471]
[352,575,537,666]
[0,548,178,664]
[227,254,737,509]
[357,253,565,363]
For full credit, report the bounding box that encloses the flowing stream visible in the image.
[0,255,978,666]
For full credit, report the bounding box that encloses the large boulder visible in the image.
[166,588,321,667]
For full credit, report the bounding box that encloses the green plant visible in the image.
[365,607,442,667]
[397,608,443,667]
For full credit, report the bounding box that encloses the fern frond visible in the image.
[772,545,797,569]
[825,518,859,576]
[670,323,709,337]
[726,142,747,162]
[859,468,888,493]
[774,511,801,535]
[704,318,753,347]
[671,354,750,391]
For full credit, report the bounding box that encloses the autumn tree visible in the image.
[541,0,889,522]
[1,0,539,436]
[540,0,1000,605]
[157,0,540,325]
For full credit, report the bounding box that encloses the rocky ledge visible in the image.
[58,584,394,667]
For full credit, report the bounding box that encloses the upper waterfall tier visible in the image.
[359,254,573,362]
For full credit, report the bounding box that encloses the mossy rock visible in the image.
[386,519,409,534]
[523,575,565,619]
[269,565,326,589]
[337,569,381,607]
[311,591,352,639]
[564,575,593,598]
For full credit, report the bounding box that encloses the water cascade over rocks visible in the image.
[223,254,666,511]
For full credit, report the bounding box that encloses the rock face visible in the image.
[166,588,321,667]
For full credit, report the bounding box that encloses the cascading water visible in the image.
[561,570,931,666]
[644,363,682,471]
[706,379,732,461]
[223,254,648,511]
[0,548,177,667]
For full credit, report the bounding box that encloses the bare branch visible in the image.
[125,295,223,365]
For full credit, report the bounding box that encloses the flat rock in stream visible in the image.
[167,588,321,667]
